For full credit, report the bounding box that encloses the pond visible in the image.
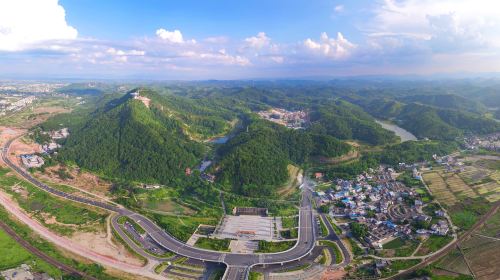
[376,120,417,142]
[209,136,229,144]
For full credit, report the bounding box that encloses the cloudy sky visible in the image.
[1,0,500,79]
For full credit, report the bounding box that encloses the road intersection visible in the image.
[1,135,317,280]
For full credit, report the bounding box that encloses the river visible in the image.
[375,120,417,142]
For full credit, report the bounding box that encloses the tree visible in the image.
[350,222,369,239]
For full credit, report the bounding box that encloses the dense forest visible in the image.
[37,80,498,196]
[58,92,205,184]
[214,116,351,196]
[351,98,500,140]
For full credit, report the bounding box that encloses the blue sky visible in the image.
[1,0,500,79]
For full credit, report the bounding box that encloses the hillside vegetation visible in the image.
[59,91,205,184]
[214,117,351,196]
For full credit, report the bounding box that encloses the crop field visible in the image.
[460,165,492,185]
[443,174,477,199]
[462,236,500,280]
[460,157,500,203]
[424,172,457,206]
[436,248,472,276]
[424,167,499,206]
[479,210,500,237]
[439,207,500,280]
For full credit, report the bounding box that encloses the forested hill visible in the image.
[214,117,352,197]
[351,98,500,140]
[58,90,205,184]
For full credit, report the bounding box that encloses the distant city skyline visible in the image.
[1,0,500,79]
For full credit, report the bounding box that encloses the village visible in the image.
[20,128,69,168]
[314,164,451,251]
[257,108,308,129]
[464,132,500,152]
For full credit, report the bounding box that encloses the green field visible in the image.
[153,214,219,242]
[0,228,61,276]
[380,259,421,277]
[0,205,116,280]
[256,240,295,253]
[319,240,343,264]
[378,237,419,257]
[194,237,231,252]
[281,216,298,228]
[416,236,453,256]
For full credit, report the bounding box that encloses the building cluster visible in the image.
[130,91,151,107]
[49,128,69,140]
[0,96,36,115]
[0,82,66,93]
[464,133,500,152]
[22,128,70,168]
[21,154,45,168]
[257,108,307,129]
[0,264,53,280]
[432,154,465,173]
[316,166,450,248]
[40,128,69,154]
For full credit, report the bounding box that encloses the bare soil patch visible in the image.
[35,165,113,199]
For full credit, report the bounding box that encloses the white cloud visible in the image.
[204,36,229,44]
[156,28,184,43]
[304,32,356,59]
[368,0,500,49]
[334,5,344,13]
[244,32,271,49]
[0,0,77,51]
[107,48,145,56]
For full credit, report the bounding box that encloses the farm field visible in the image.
[423,171,458,206]
[461,157,500,203]
[424,159,500,207]
[436,207,500,280]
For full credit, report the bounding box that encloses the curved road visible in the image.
[1,136,316,280]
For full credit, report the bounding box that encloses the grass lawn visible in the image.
[248,271,263,280]
[348,238,364,257]
[319,217,328,236]
[451,210,478,230]
[281,216,298,228]
[320,240,343,264]
[383,237,406,249]
[153,214,219,242]
[381,259,420,277]
[279,228,298,239]
[256,240,295,253]
[194,237,230,252]
[416,235,453,256]
[326,216,342,235]
[0,228,61,276]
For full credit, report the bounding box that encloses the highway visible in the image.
[1,136,316,280]
[319,213,351,266]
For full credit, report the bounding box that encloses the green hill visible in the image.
[58,90,205,184]
[214,117,351,196]
[399,94,487,114]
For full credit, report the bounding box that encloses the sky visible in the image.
[1,0,500,80]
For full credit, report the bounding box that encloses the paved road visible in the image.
[2,136,316,280]
[0,221,96,280]
[319,213,351,266]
